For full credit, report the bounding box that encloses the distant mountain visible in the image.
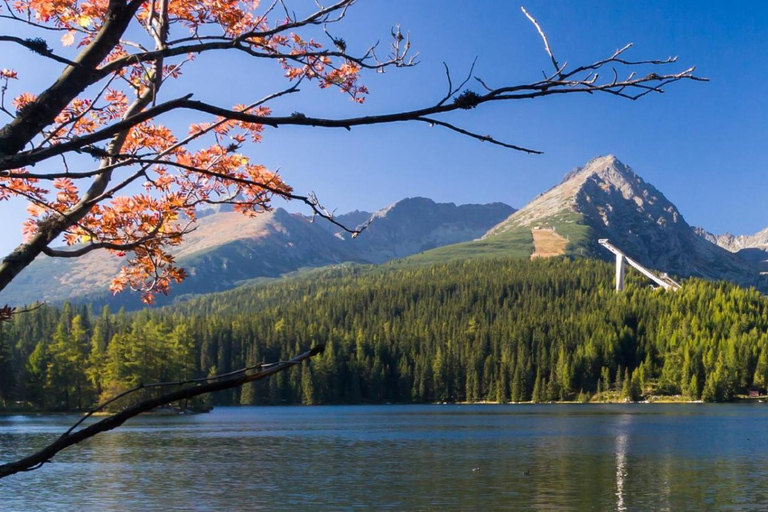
[327,198,515,263]
[412,155,763,288]
[0,199,514,306]
[315,209,373,237]
[4,155,764,307]
[0,208,360,306]
[694,226,768,268]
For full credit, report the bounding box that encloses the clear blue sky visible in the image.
[1,0,767,256]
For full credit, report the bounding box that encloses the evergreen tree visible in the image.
[2,258,768,409]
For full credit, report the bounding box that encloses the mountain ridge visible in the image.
[0,198,514,306]
[2,155,765,307]
[416,155,764,289]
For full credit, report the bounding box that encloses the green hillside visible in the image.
[401,211,595,266]
[2,258,767,411]
[399,227,534,265]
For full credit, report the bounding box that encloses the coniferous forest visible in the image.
[2,258,768,410]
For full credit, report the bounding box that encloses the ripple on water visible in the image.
[2,404,768,510]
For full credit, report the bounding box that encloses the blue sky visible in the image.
[1,0,767,256]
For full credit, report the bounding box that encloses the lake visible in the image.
[1,404,768,510]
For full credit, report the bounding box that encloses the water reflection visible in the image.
[2,405,768,510]
[614,414,630,512]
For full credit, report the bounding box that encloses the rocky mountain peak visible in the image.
[561,154,631,182]
[574,156,683,233]
[342,197,515,263]
[371,197,438,220]
[483,155,758,285]
[694,225,768,270]
[485,155,654,236]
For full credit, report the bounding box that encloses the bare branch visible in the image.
[0,62,704,172]
[0,35,81,68]
[416,117,542,154]
[0,344,326,479]
[438,57,478,107]
[440,62,453,105]
[521,7,559,74]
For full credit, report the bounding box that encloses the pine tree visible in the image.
[753,348,768,391]
[688,374,700,400]
[621,368,632,402]
[301,364,315,405]
[532,370,544,403]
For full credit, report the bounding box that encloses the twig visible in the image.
[521,7,559,74]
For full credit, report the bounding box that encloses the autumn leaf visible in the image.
[0,305,14,323]
[61,31,75,47]
[12,92,36,111]
[25,203,46,217]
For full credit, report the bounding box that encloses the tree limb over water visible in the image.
[0,344,325,479]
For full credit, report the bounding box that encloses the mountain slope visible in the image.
[0,200,514,306]
[331,198,515,263]
[695,226,768,268]
[413,155,762,288]
[0,208,360,306]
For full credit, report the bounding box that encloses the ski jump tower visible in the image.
[598,239,681,292]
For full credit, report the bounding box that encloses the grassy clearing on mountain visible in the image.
[531,229,569,259]
[396,228,534,266]
[524,211,594,259]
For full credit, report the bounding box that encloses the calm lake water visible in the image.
[1,404,768,510]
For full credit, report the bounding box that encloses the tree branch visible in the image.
[416,117,541,153]
[521,7,560,75]
[0,63,703,172]
[0,36,81,68]
[40,218,172,258]
[126,156,368,236]
[0,0,145,157]
[0,344,325,479]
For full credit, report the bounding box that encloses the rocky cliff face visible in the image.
[485,155,761,284]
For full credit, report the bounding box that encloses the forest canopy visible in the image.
[2,258,766,408]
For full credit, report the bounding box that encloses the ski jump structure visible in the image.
[598,239,681,292]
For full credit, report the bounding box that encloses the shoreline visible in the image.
[3,397,766,415]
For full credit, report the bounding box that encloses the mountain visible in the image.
[327,198,515,263]
[0,208,360,306]
[694,226,768,267]
[316,209,373,237]
[0,199,514,306]
[3,155,763,307]
[413,155,763,288]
